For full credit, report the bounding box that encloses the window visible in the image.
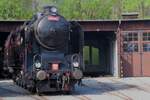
[123,32,138,41]
[143,32,150,41]
[123,43,138,52]
[143,43,150,52]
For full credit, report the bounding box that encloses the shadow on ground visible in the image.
[0,79,138,97]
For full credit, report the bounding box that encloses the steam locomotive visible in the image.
[3,6,84,94]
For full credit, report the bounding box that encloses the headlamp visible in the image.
[72,62,79,67]
[50,6,57,13]
[35,62,42,68]
[71,54,80,67]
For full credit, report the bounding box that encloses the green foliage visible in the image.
[58,0,114,20]
[0,0,150,20]
[0,0,34,20]
[122,0,140,12]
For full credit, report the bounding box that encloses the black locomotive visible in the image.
[3,6,84,94]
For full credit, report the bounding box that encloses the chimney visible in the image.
[122,12,139,19]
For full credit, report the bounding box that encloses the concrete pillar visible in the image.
[114,39,119,77]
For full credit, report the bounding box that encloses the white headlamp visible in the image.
[72,62,79,67]
[35,62,42,68]
[51,6,57,13]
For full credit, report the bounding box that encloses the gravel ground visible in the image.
[0,77,150,100]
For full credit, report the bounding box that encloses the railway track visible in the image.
[0,84,49,100]
[71,90,92,100]
[31,95,50,100]
[29,78,135,100]
[109,78,150,94]
[82,79,133,100]
[1,78,150,100]
[97,82,133,100]
[0,82,90,100]
[72,95,91,100]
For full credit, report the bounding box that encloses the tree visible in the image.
[1,0,150,20]
[0,0,34,20]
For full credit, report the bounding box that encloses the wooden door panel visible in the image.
[142,53,150,76]
[132,54,141,76]
[122,54,133,77]
[141,32,150,76]
[122,54,141,77]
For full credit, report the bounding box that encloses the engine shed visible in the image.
[0,19,150,77]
